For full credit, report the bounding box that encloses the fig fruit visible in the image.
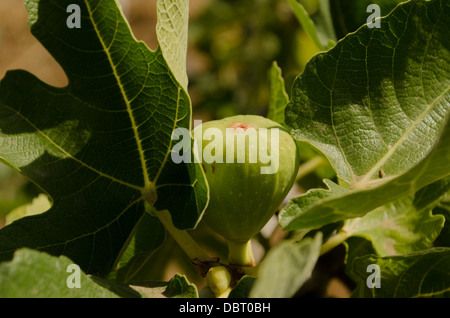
[194,115,299,265]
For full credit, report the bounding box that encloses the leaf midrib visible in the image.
[354,3,448,187]
[4,2,187,199]
[85,0,151,192]
[414,253,450,297]
[356,85,450,187]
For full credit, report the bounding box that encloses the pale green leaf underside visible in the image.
[280,0,450,231]
[156,0,189,91]
[280,115,450,230]
[286,0,450,188]
[0,248,119,297]
[342,177,450,256]
[343,193,445,257]
[249,232,322,298]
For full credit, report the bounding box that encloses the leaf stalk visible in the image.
[319,231,349,256]
[152,208,208,261]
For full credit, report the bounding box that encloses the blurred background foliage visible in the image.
[0,0,404,297]
[188,0,317,119]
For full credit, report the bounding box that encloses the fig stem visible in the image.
[153,208,208,260]
[226,239,255,266]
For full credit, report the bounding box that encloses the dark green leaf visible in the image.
[348,247,450,297]
[344,236,376,265]
[229,275,256,298]
[108,210,166,284]
[166,273,199,298]
[0,0,207,276]
[433,191,450,247]
[331,0,405,39]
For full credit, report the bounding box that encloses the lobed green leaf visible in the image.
[0,0,207,276]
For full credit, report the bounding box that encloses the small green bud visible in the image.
[206,266,232,298]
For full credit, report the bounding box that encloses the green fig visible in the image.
[194,115,299,265]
